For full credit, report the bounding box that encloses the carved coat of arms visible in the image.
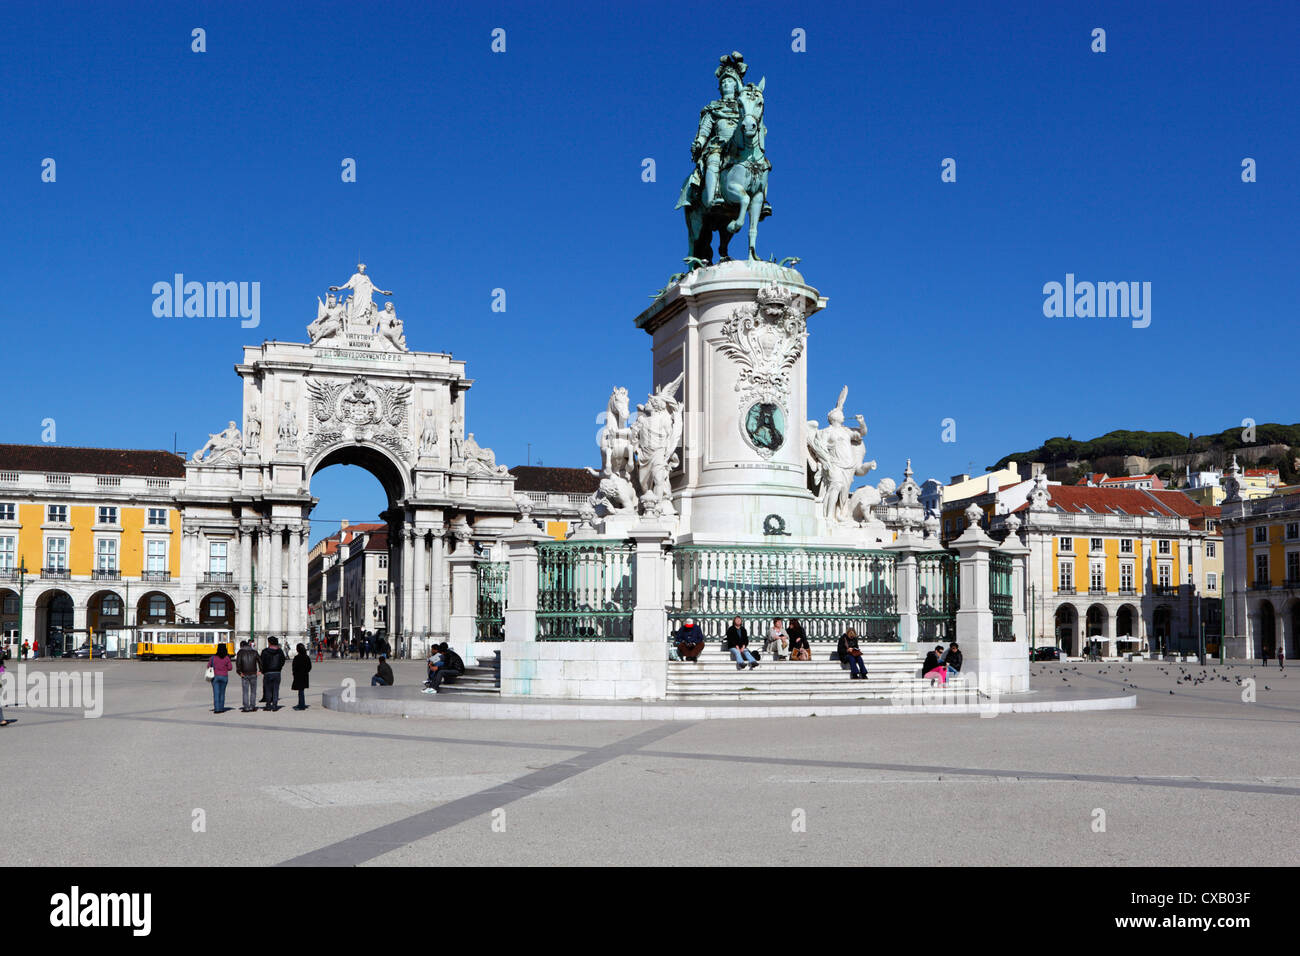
[717,283,807,399]
[303,375,412,460]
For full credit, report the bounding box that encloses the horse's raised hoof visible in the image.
[727,220,742,234]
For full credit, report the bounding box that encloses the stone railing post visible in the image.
[502,520,549,643]
[448,549,481,658]
[885,527,927,648]
[951,506,1030,693]
[630,521,673,644]
[998,520,1031,653]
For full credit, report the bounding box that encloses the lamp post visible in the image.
[16,559,27,659]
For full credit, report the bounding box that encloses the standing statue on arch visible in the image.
[675,51,772,264]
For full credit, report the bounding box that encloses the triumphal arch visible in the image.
[179,265,517,655]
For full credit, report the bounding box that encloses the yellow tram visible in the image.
[137,625,235,660]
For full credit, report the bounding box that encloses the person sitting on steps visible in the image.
[787,618,811,661]
[837,627,868,679]
[923,644,948,686]
[765,617,789,661]
[725,615,758,670]
[674,618,706,661]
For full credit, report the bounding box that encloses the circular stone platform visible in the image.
[322,685,1136,721]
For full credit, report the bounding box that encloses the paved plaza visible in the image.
[3,658,1297,866]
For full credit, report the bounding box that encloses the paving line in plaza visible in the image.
[635,750,1300,797]
[276,722,693,867]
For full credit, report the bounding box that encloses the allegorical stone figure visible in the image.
[632,373,685,515]
[245,403,261,451]
[419,408,439,458]
[192,421,242,465]
[463,432,507,476]
[329,263,392,322]
[379,301,407,351]
[277,401,299,444]
[807,387,877,524]
[449,414,465,463]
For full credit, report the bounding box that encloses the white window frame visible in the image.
[147,508,168,527]
[0,503,14,522]
[97,506,118,526]
[146,540,167,572]
[1090,562,1105,591]
[1120,538,1133,554]
[45,536,68,571]
[0,535,15,571]
[1058,561,1074,591]
[1206,572,1217,592]
[209,540,228,574]
[47,504,68,524]
[1255,527,1268,544]
[1158,539,1171,555]
[1206,541,1216,558]
[96,537,118,571]
[1157,563,1172,588]
[1120,562,1134,591]
[1256,554,1269,586]
[1090,537,1104,553]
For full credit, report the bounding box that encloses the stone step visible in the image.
[667,678,972,700]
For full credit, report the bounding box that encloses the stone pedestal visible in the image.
[952,522,1030,693]
[634,260,828,541]
[448,549,481,662]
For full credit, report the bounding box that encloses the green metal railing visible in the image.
[990,552,1015,641]
[474,561,508,642]
[667,544,899,642]
[917,550,959,644]
[537,540,635,641]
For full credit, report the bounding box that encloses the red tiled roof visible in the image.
[0,444,186,478]
[1100,474,1155,483]
[1011,485,1181,517]
[508,466,600,494]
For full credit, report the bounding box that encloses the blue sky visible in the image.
[3,0,1295,541]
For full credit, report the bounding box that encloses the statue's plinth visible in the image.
[634,260,828,540]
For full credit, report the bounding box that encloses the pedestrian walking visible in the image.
[208,643,234,713]
[1280,645,1287,671]
[291,643,312,710]
[235,640,261,712]
[260,637,287,711]
[314,639,324,663]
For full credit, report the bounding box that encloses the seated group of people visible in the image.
[421,642,466,694]
[668,616,826,673]
[670,619,965,686]
[922,643,963,685]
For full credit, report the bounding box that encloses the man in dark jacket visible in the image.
[372,655,395,686]
[235,640,261,712]
[260,637,287,711]
[944,642,963,678]
[439,643,465,684]
[673,618,706,661]
[725,616,758,670]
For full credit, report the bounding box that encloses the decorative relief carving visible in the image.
[718,283,807,459]
[303,374,413,461]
